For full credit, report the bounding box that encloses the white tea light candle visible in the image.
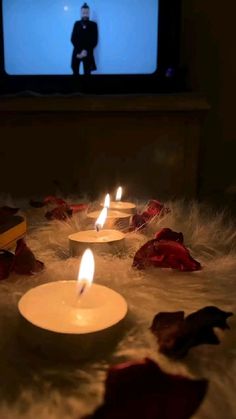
[69,230,125,256]
[94,192,131,228]
[69,207,125,256]
[19,281,127,334]
[87,209,131,230]
[102,187,136,214]
[90,193,131,229]
[18,249,128,361]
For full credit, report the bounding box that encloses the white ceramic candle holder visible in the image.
[87,210,131,230]
[102,201,136,214]
[18,281,128,361]
[69,230,125,256]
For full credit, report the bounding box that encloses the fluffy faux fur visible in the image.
[0,199,236,419]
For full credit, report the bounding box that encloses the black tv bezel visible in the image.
[0,0,182,95]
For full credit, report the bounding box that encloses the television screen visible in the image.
[2,0,159,76]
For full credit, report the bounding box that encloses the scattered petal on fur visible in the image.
[12,239,44,275]
[151,306,233,358]
[45,205,73,221]
[155,228,184,243]
[69,203,88,214]
[147,200,169,217]
[0,250,14,280]
[30,196,87,219]
[131,200,170,230]
[0,206,19,216]
[84,358,208,419]
[130,213,147,230]
[45,202,87,219]
[133,239,201,271]
[30,196,66,208]
[43,196,67,206]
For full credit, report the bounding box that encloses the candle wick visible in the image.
[78,283,86,298]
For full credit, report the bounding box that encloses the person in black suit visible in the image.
[71,3,98,75]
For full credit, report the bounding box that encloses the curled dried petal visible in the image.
[151,306,233,358]
[155,228,184,243]
[133,239,201,272]
[12,239,44,275]
[85,358,207,419]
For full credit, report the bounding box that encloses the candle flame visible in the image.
[95,207,107,232]
[116,186,122,202]
[77,249,95,297]
[104,193,110,208]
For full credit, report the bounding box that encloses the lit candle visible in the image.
[69,207,125,256]
[104,193,110,209]
[18,249,128,361]
[102,187,136,214]
[88,193,131,230]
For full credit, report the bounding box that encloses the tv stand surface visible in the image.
[0,93,209,199]
[0,92,208,112]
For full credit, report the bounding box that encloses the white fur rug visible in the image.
[0,199,236,419]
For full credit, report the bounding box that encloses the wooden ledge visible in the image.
[0,93,210,113]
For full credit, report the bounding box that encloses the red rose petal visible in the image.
[43,196,66,206]
[155,228,184,243]
[30,196,66,208]
[147,200,165,217]
[30,197,87,217]
[45,205,73,221]
[130,213,147,230]
[85,358,207,419]
[0,250,14,280]
[131,200,170,231]
[133,239,201,271]
[69,203,88,214]
[151,307,233,358]
[12,239,44,275]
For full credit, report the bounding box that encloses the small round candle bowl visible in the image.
[87,210,131,230]
[109,201,137,215]
[69,229,125,257]
[101,188,136,215]
[18,281,128,362]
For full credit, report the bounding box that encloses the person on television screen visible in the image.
[71,3,98,75]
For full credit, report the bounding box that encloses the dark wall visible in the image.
[181,0,236,202]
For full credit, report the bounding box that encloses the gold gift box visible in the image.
[0,215,27,250]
